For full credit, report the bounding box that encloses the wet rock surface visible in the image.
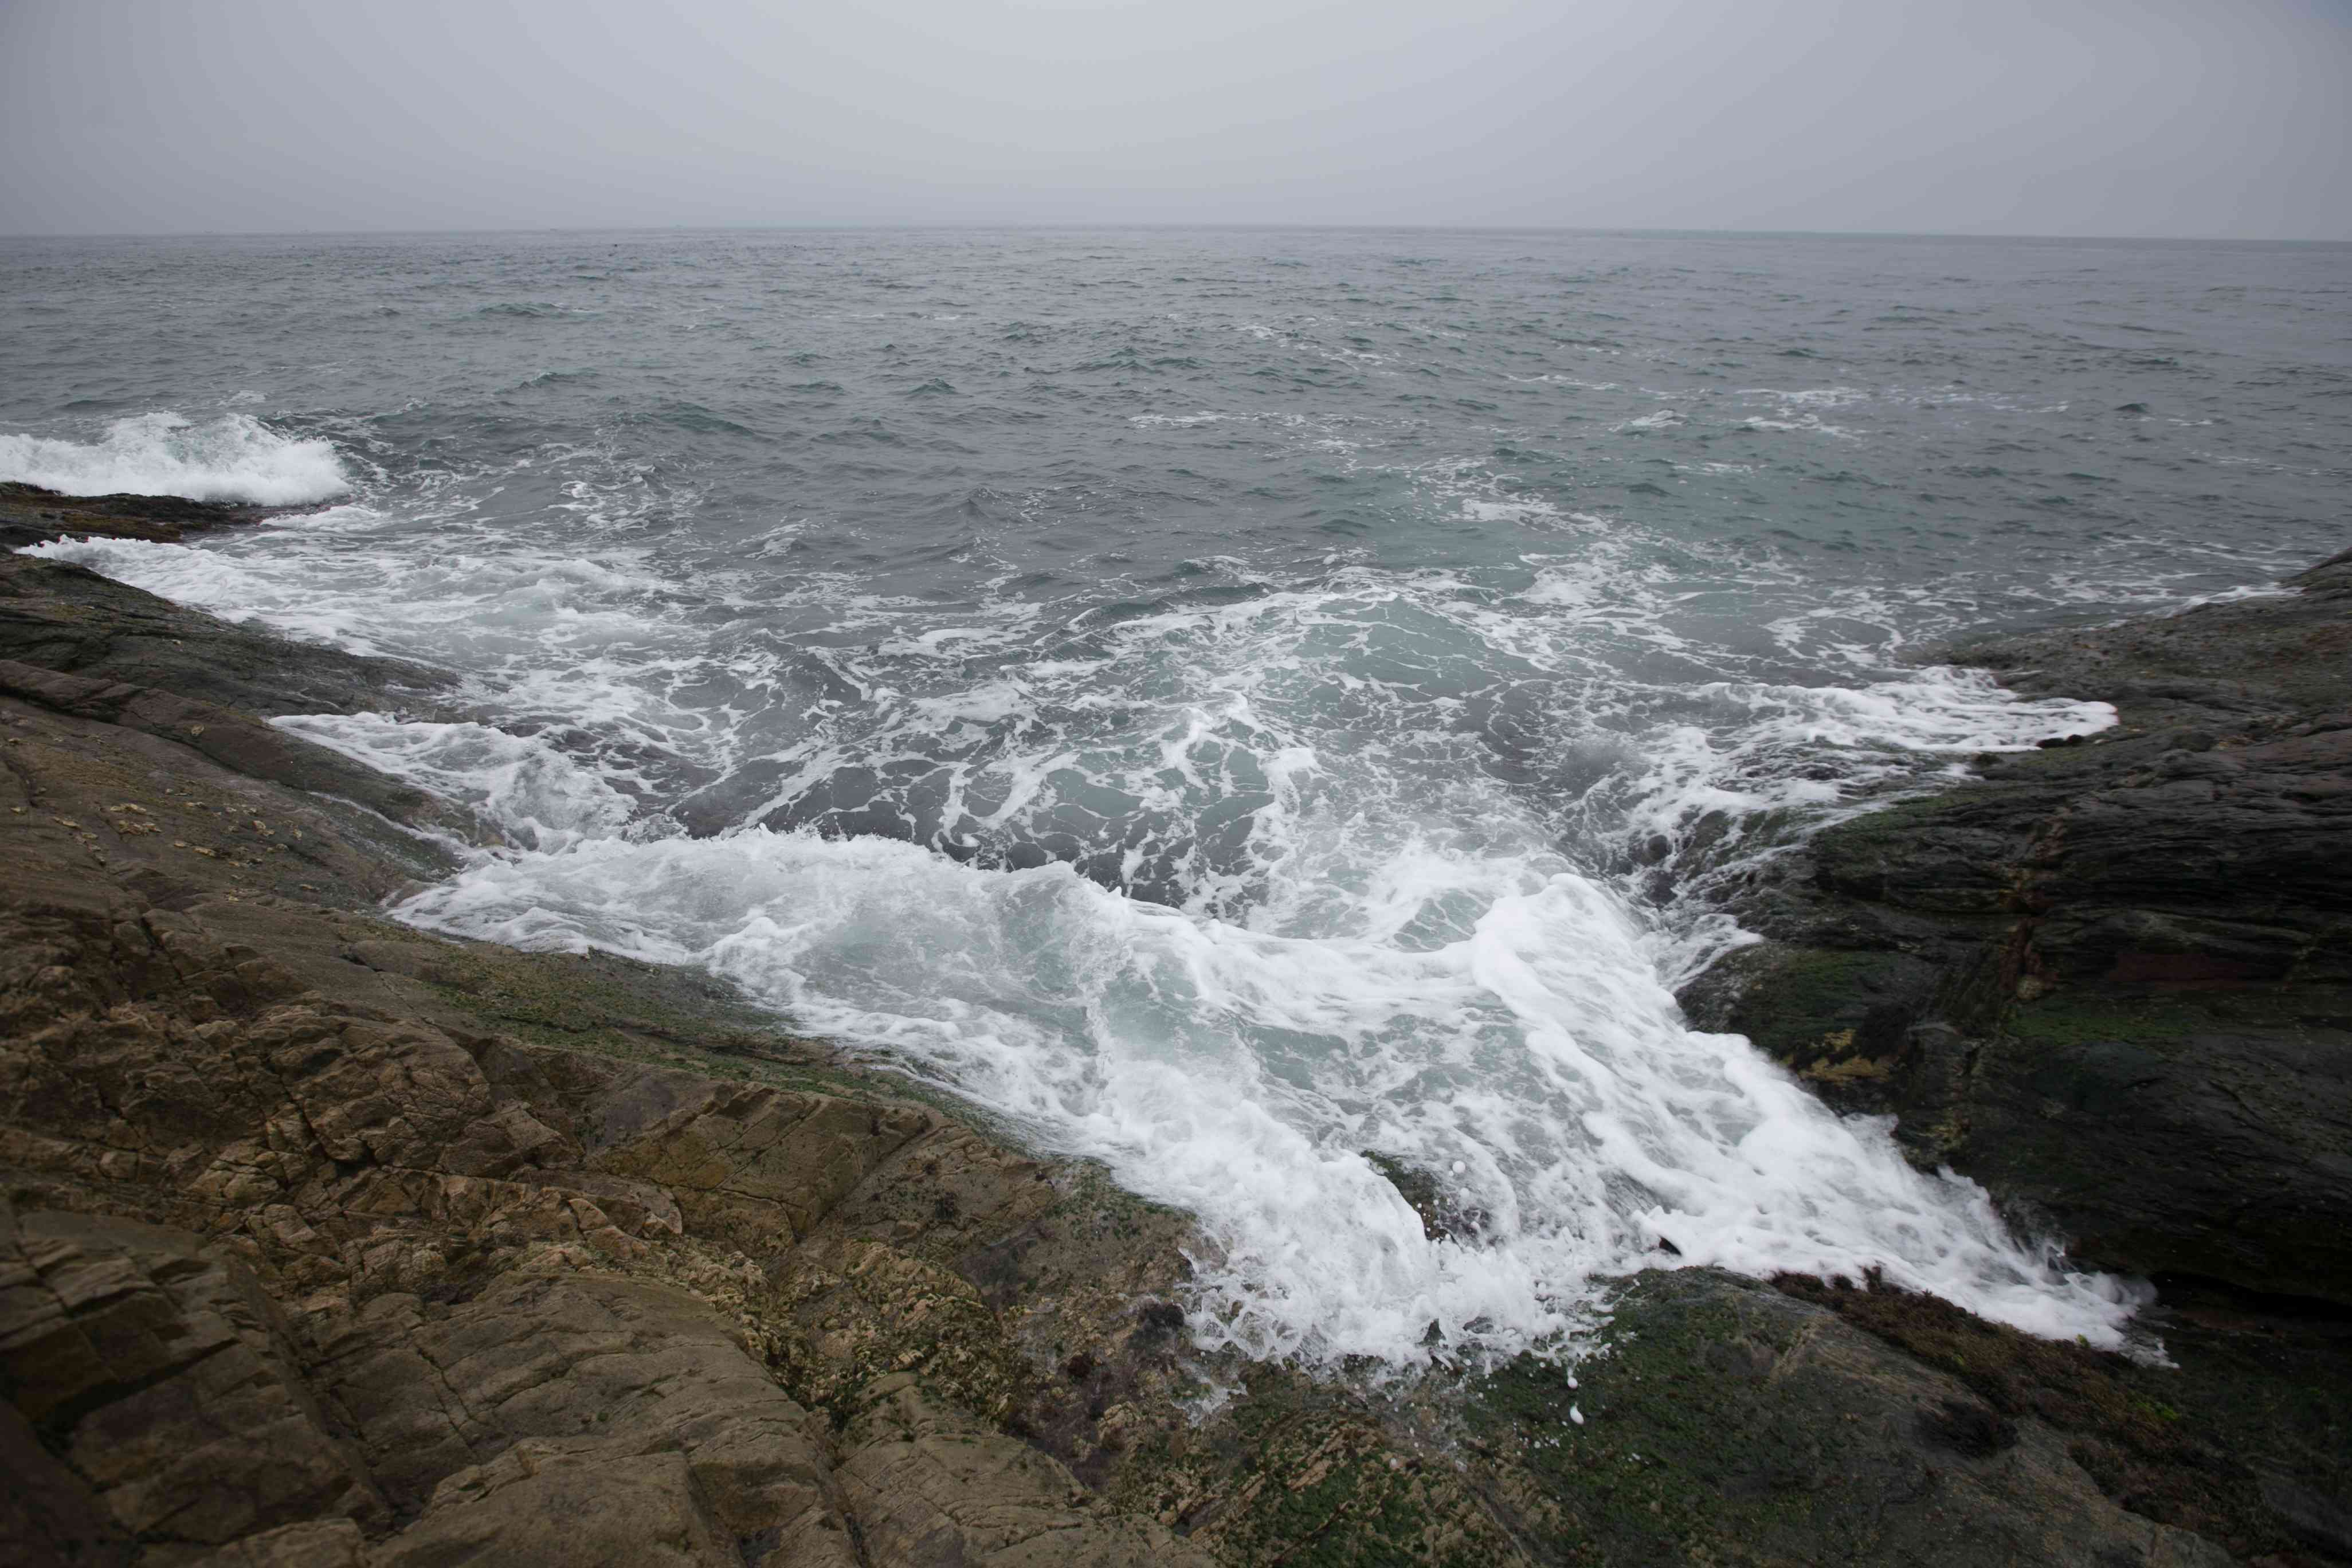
[1468,1271,2240,1568]
[1675,547,2352,1561]
[1679,547,2352,1307]
[0,483,300,552]
[2,502,2343,1565]
[0,676,1214,1567]
[0,551,453,724]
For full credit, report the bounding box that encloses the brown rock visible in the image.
[0,1209,385,1555]
[836,1374,1206,1567]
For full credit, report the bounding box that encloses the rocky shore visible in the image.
[1680,549,2352,1311]
[2,483,2344,1566]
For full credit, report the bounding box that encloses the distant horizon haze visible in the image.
[3,0,2348,242]
[8,223,2352,247]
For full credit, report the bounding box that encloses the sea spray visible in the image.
[0,412,349,505]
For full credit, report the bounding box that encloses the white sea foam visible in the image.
[1461,496,1563,525]
[25,456,2154,1367]
[394,819,2143,1363]
[268,538,2134,1363]
[0,413,350,505]
[21,519,728,786]
[1736,386,1869,407]
[275,714,637,853]
[1588,667,2115,943]
[1739,413,1863,439]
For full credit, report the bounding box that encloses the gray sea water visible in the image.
[6,228,2346,1362]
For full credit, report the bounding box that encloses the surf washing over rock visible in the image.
[21,493,2141,1361]
[6,227,2343,1366]
[0,411,351,506]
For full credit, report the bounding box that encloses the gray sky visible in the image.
[3,0,2347,240]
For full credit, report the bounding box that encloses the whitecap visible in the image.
[0,412,349,505]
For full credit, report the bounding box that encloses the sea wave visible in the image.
[0,411,350,505]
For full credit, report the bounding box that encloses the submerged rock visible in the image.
[1364,1150,1492,1244]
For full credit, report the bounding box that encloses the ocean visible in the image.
[5,226,2346,1364]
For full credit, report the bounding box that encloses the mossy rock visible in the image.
[1772,1272,2339,1562]
[1190,1409,1514,1568]
[1679,943,1935,1100]
[1461,1269,2244,1567]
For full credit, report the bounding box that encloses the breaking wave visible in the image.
[0,412,350,505]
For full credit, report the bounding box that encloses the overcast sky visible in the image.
[3,0,2347,240]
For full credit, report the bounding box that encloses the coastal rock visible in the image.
[0,751,1200,1563]
[834,1374,1187,1567]
[0,482,295,553]
[0,656,467,842]
[1468,1270,2240,1568]
[0,551,452,722]
[1680,550,2352,1307]
[0,580,1210,1562]
[313,1273,850,1565]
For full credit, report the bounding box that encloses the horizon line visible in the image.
[4,219,2349,246]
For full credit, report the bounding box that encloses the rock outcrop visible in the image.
[0,679,1213,1566]
[0,554,452,725]
[2,499,2343,1565]
[1681,548,2352,1309]
[0,482,300,553]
